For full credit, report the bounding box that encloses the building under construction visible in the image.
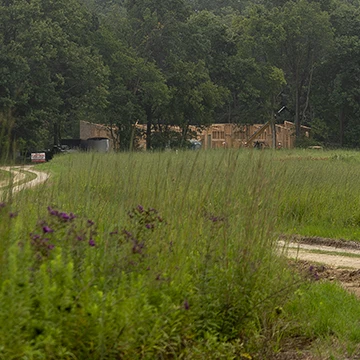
[79,120,310,151]
[198,121,310,150]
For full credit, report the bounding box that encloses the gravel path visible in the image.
[278,239,360,269]
[0,165,50,199]
[0,166,26,187]
[279,235,360,298]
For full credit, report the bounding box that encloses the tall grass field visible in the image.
[1,149,360,359]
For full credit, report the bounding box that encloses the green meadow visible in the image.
[1,149,360,359]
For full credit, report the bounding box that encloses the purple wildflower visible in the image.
[48,244,55,250]
[145,223,154,229]
[9,212,17,218]
[77,236,84,241]
[47,206,59,216]
[42,226,54,233]
[87,219,94,226]
[88,239,96,247]
[122,230,133,238]
[59,212,70,221]
[132,243,143,254]
[137,205,144,213]
[184,300,190,310]
[0,202,6,208]
[209,215,225,223]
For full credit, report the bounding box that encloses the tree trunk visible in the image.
[301,65,314,124]
[295,85,301,138]
[339,107,345,147]
[54,122,60,146]
[271,120,277,149]
[146,107,152,150]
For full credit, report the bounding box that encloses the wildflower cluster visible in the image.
[30,230,55,260]
[203,209,226,225]
[128,205,164,230]
[309,265,320,281]
[47,206,76,222]
[120,205,165,257]
[29,206,97,261]
[0,201,18,219]
[208,214,226,223]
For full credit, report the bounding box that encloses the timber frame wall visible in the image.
[198,122,310,149]
[80,120,310,150]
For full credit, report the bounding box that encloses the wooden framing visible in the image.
[79,120,310,150]
[198,121,310,149]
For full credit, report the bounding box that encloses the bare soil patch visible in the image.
[279,235,360,298]
[271,235,360,360]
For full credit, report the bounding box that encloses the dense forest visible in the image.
[1,0,360,151]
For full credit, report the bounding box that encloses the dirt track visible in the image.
[279,235,360,297]
[0,165,50,199]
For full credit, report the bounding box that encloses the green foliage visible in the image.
[283,281,360,356]
[0,150,307,358]
[0,0,108,150]
[2,150,360,357]
[4,0,360,150]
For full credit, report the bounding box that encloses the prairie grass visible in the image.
[0,148,360,358]
[0,169,10,183]
[282,281,360,358]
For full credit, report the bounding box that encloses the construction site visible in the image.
[198,121,310,150]
[78,120,310,151]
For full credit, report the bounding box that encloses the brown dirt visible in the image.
[270,235,360,360]
[279,234,360,298]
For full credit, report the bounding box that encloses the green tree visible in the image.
[311,0,360,146]
[275,0,333,137]
[167,60,228,136]
[95,25,169,150]
[0,0,108,150]
[227,6,286,125]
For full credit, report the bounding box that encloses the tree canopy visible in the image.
[2,0,360,150]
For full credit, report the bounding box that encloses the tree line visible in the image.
[1,0,360,151]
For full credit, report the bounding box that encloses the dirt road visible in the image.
[279,238,360,269]
[0,165,50,199]
[279,235,360,297]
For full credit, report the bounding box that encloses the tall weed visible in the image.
[0,149,336,358]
